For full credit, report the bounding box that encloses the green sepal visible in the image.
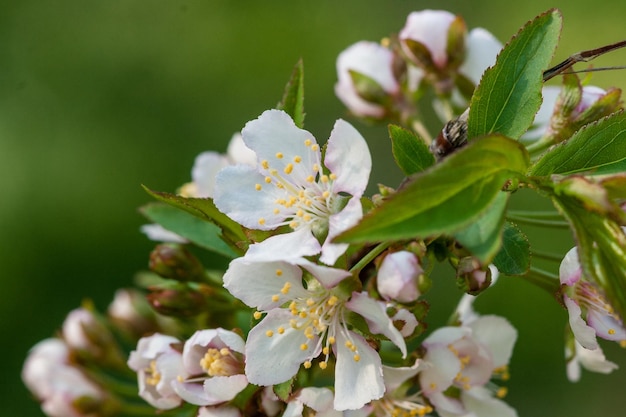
[273,378,295,402]
[140,202,239,258]
[445,15,467,70]
[335,134,529,243]
[276,59,305,128]
[403,38,436,71]
[492,221,531,275]
[348,70,390,105]
[468,9,561,140]
[389,124,435,176]
[453,191,508,265]
[529,112,626,176]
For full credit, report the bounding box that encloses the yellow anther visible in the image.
[270,168,278,175]
[289,221,299,229]
[258,218,266,225]
[320,175,329,183]
[353,354,360,362]
[345,341,353,348]
[329,173,337,180]
[290,319,298,328]
[322,347,330,355]
[319,361,327,369]
[253,311,262,320]
[303,214,312,222]
[496,387,508,398]
[327,296,338,306]
[322,191,330,199]
[278,326,285,334]
[306,298,315,306]
[328,336,336,344]
[271,295,280,302]
[284,163,293,174]
[299,311,308,318]
[621,340,626,348]
[273,208,280,215]
[313,164,320,172]
[429,383,437,390]
[276,269,283,276]
[311,144,319,151]
[281,284,291,295]
[266,330,274,337]
[265,176,272,183]
[255,183,262,191]
[261,160,269,169]
[300,343,308,351]
[294,155,302,163]
[609,328,616,335]
[276,152,284,159]
[296,209,304,217]
[304,139,312,146]
[306,175,314,183]
[304,361,312,369]
[177,375,185,382]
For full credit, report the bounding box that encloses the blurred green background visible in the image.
[4,1,626,416]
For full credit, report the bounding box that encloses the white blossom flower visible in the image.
[370,360,433,417]
[39,367,106,417]
[127,333,185,410]
[214,109,371,265]
[171,328,248,406]
[560,247,626,350]
[419,316,517,417]
[335,41,400,118]
[22,338,71,400]
[223,257,413,410]
[377,251,422,303]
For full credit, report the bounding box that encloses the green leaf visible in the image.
[276,59,305,128]
[553,193,626,322]
[529,112,626,176]
[142,186,247,246]
[453,191,508,264]
[468,9,561,140]
[335,135,529,243]
[492,222,531,275]
[140,203,239,258]
[389,124,435,176]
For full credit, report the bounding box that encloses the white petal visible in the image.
[559,247,581,286]
[297,387,335,412]
[524,86,561,140]
[423,326,468,347]
[382,360,423,391]
[564,295,599,350]
[297,259,351,289]
[245,228,321,262]
[244,309,320,386]
[427,391,465,416]
[324,119,371,197]
[346,292,407,357]
[391,308,419,337]
[241,109,320,184]
[335,82,386,118]
[191,152,231,198]
[226,133,257,167]
[336,41,399,93]
[201,375,249,405]
[586,308,626,341]
[334,331,384,410]
[214,165,285,230]
[459,28,502,85]
[140,224,188,243]
[377,251,421,302]
[321,197,363,265]
[469,315,517,368]
[198,405,242,417]
[420,345,461,395]
[462,386,518,417]
[573,340,618,378]
[223,259,307,310]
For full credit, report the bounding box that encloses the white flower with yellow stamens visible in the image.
[214,109,371,265]
[223,257,413,411]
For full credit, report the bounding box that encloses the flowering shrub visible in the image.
[23,8,626,417]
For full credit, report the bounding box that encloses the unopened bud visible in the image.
[149,243,205,282]
[62,307,121,365]
[147,284,207,318]
[456,257,492,295]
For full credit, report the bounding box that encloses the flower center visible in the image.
[254,139,338,231]
[145,360,161,386]
[199,347,243,377]
[376,397,433,417]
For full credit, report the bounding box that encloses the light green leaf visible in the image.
[335,135,529,243]
[453,191,509,264]
[389,124,435,176]
[276,59,305,128]
[492,222,531,275]
[140,203,238,258]
[468,9,561,140]
[529,112,626,176]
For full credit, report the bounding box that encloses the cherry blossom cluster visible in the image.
[22,8,626,417]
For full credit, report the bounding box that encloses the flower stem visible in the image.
[349,242,391,275]
[506,213,569,228]
[531,249,565,263]
[521,267,561,295]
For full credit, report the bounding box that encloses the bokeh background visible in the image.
[4,1,626,416]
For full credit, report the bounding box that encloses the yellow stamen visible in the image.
[276,152,284,159]
[255,184,262,191]
[266,330,274,337]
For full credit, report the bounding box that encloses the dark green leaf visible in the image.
[142,186,247,245]
[553,193,626,322]
[140,203,238,258]
[389,124,435,176]
[492,222,531,275]
[468,9,561,140]
[335,135,529,243]
[529,112,626,176]
[453,191,508,264]
[276,59,305,128]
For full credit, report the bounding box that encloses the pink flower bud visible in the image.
[335,41,400,118]
[399,10,457,69]
[377,251,422,303]
[62,308,116,358]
